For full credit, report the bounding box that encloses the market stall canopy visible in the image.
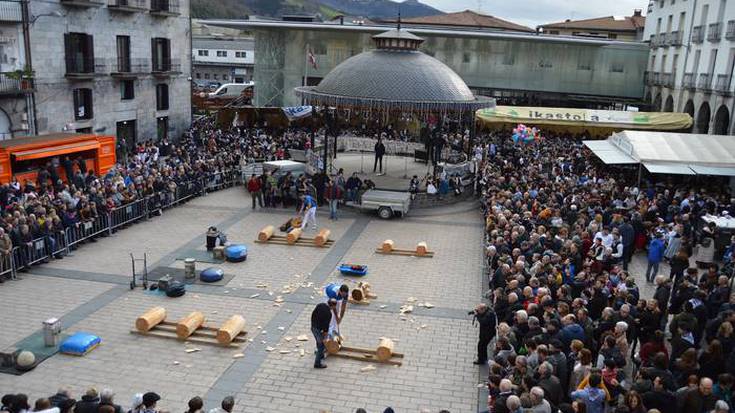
[476,106,692,131]
[583,130,735,176]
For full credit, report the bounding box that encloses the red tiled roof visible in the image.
[398,10,535,33]
[540,14,646,32]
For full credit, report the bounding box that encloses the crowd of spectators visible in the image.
[474,132,735,413]
[0,388,236,413]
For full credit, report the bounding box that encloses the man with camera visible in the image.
[471,303,497,365]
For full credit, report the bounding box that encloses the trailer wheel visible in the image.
[378,207,393,220]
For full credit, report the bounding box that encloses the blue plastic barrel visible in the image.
[325,283,340,299]
[224,244,248,262]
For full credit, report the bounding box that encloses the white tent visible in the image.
[583,130,735,176]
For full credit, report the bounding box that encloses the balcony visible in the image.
[683,73,696,89]
[0,73,33,95]
[65,56,106,79]
[715,74,733,95]
[708,22,723,42]
[727,20,735,40]
[60,0,104,8]
[150,0,179,16]
[698,73,713,92]
[651,71,661,86]
[669,30,683,46]
[692,25,705,43]
[661,72,674,88]
[649,34,658,48]
[108,0,147,12]
[151,58,181,76]
[0,0,22,22]
[110,58,150,78]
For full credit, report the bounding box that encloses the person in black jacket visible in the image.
[373,138,386,173]
[73,388,99,413]
[473,303,497,365]
[311,300,335,369]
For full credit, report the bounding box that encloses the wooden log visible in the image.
[351,288,364,302]
[381,240,395,253]
[258,225,275,242]
[314,228,331,247]
[325,335,342,354]
[216,315,246,344]
[287,228,303,244]
[135,307,167,332]
[376,338,395,361]
[416,241,429,257]
[176,311,205,339]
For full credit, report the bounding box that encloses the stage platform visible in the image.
[331,153,433,191]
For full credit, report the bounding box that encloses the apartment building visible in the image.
[644,0,735,134]
[0,0,34,140]
[28,0,191,146]
[193,37,254,84]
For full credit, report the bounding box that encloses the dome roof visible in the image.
[294,28,495,112]
[311,49,476,103]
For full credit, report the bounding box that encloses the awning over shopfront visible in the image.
[583,130,735,177]
[476,106,693,132]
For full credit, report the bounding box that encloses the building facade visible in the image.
[28,0,191,146]
[206,20,649,109]
[0,0,35,140]
[644,0,735,134]
[539,10,645,41]
[193,37,254,84]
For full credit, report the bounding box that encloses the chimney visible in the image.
[633,9,642,16]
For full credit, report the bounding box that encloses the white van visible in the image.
[208,82,254,99]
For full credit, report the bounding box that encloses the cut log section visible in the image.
[216,315,246,345]
[328,344,404,366]
[258,226,275,242]
[376,338,395,362]
[287,228,302,244]
[325,335,342,354]
[176,311,205,339]
[416,242,429,257]
[314,229,331,247]
[135,307,166,332]
[381,240,395,253]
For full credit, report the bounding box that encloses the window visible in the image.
[462,52,471,63]
[157,117,168,141]
[64,33,94,73]
[223,74,228,81]
[213,74,218,80]
[608,33,618,39]
[195,73,200,79]
[120,80,134,100]
[313,43,327,55]
[156,83,169,110]
[197,50,208,56]
[151,38,171,72]
[204,73,209,79]
[216,50,227,57]
[610,63,625,73]
[73,88,93,120]
[116,35,131,72]
[235,51,247,58]
[577,62,592,70]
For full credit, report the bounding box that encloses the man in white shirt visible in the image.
[594,227,613,249]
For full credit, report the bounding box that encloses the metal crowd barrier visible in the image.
[0,169,242,281]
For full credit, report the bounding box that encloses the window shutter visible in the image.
[86,89,93,119]
[151,38,158,71]
[85,34,94,72]
[164,39,171,70]
[64,33,72,73]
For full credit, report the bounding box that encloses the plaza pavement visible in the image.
[0,187,665,412]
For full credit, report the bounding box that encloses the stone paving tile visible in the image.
[234,309,478,413]
[0,290,279,413]
[185,186,250,208]
[43,207,234,276]
[0,276,113,350]
[323,216,484,310]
